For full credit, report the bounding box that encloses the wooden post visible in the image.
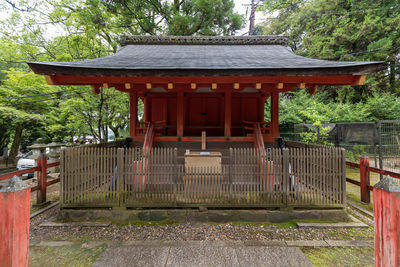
[281,148,289,209]
[129,92,137,137]
[373,176,400,267]
[224,91,231,138]
[0,177,30,267]
[201,131,206,150]
[360,155,370,204]
[37,153,47,205]
[177,92,184,138]
[271,91,279,138]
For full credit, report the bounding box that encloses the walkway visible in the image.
[93,240,312,267]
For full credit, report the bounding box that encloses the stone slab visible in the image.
[235,246,313,267]
[286,240,330,247]
[296,222,368,228]
[93,243,314,267]
[36,241,74,247]
[93,246,170,267]
[165,246,239,267]
[325,240,374,247]
[40,221,110,227]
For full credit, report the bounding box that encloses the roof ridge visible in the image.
[120,35,288,46]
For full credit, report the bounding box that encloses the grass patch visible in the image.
[326,227,374,240]
[29,242,107,267]
[302,246,374,267]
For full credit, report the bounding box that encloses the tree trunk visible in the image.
[8,122,23,164]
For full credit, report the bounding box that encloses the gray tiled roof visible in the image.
[28,36,383,77]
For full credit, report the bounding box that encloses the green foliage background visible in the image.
[0,0,399,159]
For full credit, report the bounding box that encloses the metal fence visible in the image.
[294,120,400,173]
[60,146,346,209]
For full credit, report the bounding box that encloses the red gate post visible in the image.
[373,176,400,267]
[360,155,370,203]
[36,153,48,205]
[0,176,31,267]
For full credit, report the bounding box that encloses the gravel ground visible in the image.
[30,206,374,243]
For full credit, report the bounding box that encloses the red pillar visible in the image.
[37,153,47,205]
[129,92,137,137]
[177,92,184,138]
[0,176,30,267]
[360,156,370,204]
[224,91,231,138]
[373,176,400,267]
[270,91,279,138]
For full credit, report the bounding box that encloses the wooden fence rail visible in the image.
[61,146,345,209]
[346,156,400,204]
[0,154,60,205]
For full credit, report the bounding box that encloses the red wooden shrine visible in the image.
[28,35,382,148]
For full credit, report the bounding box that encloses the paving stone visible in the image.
[235,246,313,267]
[325,240,374,247]
[165,246,240,267]
[40,221,110,227]
[36,241,74,247]
[93,246,170,267]
[286,240,329,247]
[296,222,368,228]
[243,240,286,247]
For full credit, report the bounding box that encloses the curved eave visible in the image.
[28,61,384,77]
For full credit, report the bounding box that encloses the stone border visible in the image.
[57,209,349,224]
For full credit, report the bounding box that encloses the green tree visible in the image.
[103,0,244,35]
[260,0,400,100]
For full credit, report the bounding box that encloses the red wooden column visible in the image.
[360,156,371,203]
[177,91,184,138]
[270,91,279,138]
[373,176,400,267]
[129,91,137,137]
[224,91,231,138]
[0,176,30,267]
[37,153,47,205]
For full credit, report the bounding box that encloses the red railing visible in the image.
[346,156,400,204]
[0,155,60,205]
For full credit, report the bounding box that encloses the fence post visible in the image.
[341,148,347,204]
[174,148,178,203]
[377,121,383,180]
[117,148,124,208]
[373,176,400,267]
[360,155,370,204]
[229,148,233,201]
[36,153,47,205]
[282,148,289,209]
[0,176,30,267]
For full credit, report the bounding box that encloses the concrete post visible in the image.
[0,176,30,267]
[47,142,62,172]
[373,176,400,267]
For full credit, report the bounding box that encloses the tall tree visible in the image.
[260,0,400,101]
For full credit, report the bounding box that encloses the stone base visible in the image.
[57,208,349,224]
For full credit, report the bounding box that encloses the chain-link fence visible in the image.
[293,120,400,173]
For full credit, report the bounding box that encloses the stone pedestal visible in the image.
[0,176,30,267]
[373,176,400,267]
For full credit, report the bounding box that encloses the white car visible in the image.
[17,151,36,179]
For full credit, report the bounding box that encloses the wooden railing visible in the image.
[0,155,60,205]
[60,146,345,208]
[346,156,400,204]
